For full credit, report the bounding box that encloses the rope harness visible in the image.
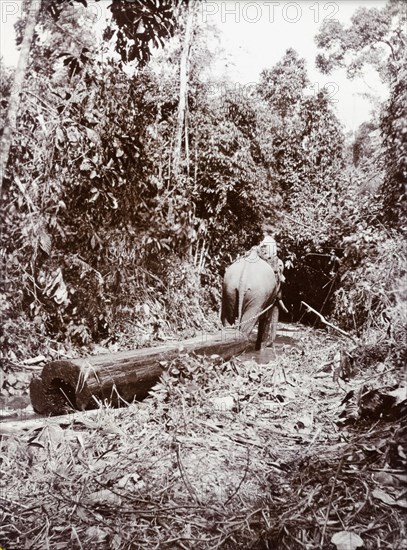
[234,298,277,330]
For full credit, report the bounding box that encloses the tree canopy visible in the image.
[315,0,406,82]
[0,0,404,363]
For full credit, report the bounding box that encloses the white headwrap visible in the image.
[259,235,277,258]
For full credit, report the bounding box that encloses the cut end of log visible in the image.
[30,360,87,415]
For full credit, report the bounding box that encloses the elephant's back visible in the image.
[224,257,275,291]
[246,259,276,292]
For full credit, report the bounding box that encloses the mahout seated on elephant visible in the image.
[257,234,286,285]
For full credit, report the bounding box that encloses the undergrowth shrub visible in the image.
[334,230,406,332]
[333,230,406,369]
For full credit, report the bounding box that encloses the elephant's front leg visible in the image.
[260,304,279,348]
[269,305,279,344]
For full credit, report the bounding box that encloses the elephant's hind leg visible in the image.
[221,287,237,326]
[239,313,259,342]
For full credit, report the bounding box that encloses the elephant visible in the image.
[221,248,281,350]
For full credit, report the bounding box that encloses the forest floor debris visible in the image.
[1,328,406,549]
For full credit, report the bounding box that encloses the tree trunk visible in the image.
[172,0,195,179]
[29,330,249,416]
[0,1,42,195]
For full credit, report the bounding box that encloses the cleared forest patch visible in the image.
[1,329,406,549]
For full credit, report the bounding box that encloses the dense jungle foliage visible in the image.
[0,0,405,367]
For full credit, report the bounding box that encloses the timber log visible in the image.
[29,329,249,415]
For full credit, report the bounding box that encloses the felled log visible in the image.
[30,329,248,416]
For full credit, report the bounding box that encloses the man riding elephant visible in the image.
[257,234,288,313]
[221,234,288,349]
[221,248,280,349]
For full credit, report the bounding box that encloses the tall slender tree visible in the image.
[0,1,42,194]
[172,0,195,179]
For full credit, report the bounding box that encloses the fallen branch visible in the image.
[301,302,358,344]
[0,408,103,434]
